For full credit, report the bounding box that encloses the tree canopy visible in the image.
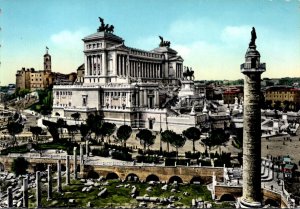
[161,130,175,152]
[182,127,201,153]
[201,128,230,153]
[170,133,186,158]
[42,119,59,141]
[7,121,24,146]
[101,122,116,141]
[29,126,43,143]
[136,129,156,151]
[116,125,132,147]
[11,157,29,176]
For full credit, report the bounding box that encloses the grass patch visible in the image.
[26,179,225,208]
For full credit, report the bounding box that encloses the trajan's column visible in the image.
[240,27,266,207]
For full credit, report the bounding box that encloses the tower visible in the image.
[240,27,266,207]
[44,46,51,72]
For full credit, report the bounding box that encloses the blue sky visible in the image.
[0,0,299,85]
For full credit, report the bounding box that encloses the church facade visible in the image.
[52,19,202,132]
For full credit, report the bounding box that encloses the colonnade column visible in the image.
[144,90,148,107]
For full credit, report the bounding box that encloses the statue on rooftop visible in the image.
[159,36,171,47]
[249,27,257,47]
[98,17,114,33]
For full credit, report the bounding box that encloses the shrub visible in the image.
[92,149,109,157]
[111,151,132,161]
[136,155,160,164]
[104,143,132,153]
[11,157,29,176]
[185,151,201,159]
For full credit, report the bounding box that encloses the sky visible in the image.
[0,0,299,85]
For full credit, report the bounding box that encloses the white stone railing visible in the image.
[53,85,100,89]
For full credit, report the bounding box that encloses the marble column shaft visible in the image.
[80,144,83,164]
[66,155,70,185]
[74,147,78,179]
[85,140,89,157]
[23,177,28,207]
[57,160,62,192]
[242,73,262,205]
[7,186,13,208]
[47,164,52,200]
[36,171,41,208]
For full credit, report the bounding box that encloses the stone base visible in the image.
[236,197,262,208]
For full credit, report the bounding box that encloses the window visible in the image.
[82,95,88,106]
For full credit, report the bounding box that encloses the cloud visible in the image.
[133,36,158,50]
[50,29,88,47]
[168,18,220,44]
[221,25,251,45]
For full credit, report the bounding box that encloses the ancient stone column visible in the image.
[85,140,89,157]
[74,147,78,179]
[47,164,52,200]
[23,176,28,207]
[240,28,266,208]
[57,160,62,193]
[66,155,70,185]
[36,171,41,208]
[80,143,83,164]
[7,186,13,207]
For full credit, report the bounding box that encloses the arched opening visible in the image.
[106,172,119,180]
[0,163,4,171]
[126,173,139,182]
[264,199,280,207]
[87,170,99,179]
[190,176,204,184]
[168,176,183,184]
[146,174,160,182]
[220,194,236,202]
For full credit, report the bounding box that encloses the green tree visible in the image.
[29,126,43,143]
[136,129,156,151]
[7,121,24,146]
[232,128,243,149]
[101,122,116,142]
[201,129,230,156]
[79,123,90,141]
[56,118,66,138]
[71,112,81,124]
[67,125,78,141]
[182,127,201,153]
[116,125,132,147]
[161,130,175,152]
[170,133,186,159]
[11,157,29,176]
[42,119,59,141]
[86,114,103,139]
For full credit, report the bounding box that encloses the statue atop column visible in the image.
[249,27,257,47]
[159,36,171,47]
[98,17,114,33]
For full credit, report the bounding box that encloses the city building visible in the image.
[223,86,243,104]
[52,18,206,132]
[16,48,77,91]
[264,86,300,111]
